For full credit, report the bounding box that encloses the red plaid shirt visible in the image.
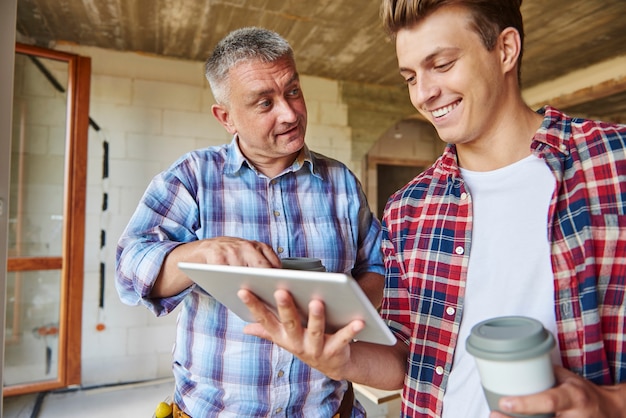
[381,106,626,417]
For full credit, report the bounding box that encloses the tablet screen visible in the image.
[178,262,396,346]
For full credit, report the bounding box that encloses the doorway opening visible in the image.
[364,117,441,219]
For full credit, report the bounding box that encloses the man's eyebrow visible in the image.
[288,72,300,84]
[247,72,301,100]
[399,46,461,73]
[281,72,301,90]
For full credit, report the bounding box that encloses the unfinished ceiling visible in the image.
[15,0,626,122]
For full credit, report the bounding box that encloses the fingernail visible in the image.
[499,398,514,411]
[237,290,248,302]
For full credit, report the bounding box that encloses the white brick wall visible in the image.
[90,75,132,105]
[300,76,340,103]
[162,109,224,138]
[133,80,202,111]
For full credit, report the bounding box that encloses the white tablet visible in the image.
[178,262,397,346]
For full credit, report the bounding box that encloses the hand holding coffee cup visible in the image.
[465,316,556,418]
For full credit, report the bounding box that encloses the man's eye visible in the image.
[434,61,454,71]
[288,88,300,97]
[260,100,271,108]
[404,76,416,85]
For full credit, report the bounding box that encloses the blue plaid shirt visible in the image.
[116,137,384,417]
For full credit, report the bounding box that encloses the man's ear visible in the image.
[498,27,521,76]
[212,103,237,135]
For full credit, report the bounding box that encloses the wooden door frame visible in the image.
[4,43,90,396]
[364,156,431,219]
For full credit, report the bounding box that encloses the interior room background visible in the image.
[6,42,436,391]
[4,0,626,402]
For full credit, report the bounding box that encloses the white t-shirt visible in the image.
[442,155,560,418]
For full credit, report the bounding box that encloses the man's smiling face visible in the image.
[396,5,508,148]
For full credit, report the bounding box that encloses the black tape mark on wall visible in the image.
[99,140,109,309]
[102,141,109,179]
[31,54,110,318]
[99,263,105,309]
[29,56,101,131]
[29,56,65,93]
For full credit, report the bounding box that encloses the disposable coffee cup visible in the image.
[280,257,326,272]
[465,316,556,418]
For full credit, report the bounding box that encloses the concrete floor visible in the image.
[3,378,174,418]
[3,378,401,418]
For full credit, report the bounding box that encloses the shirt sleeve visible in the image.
[351,185,385,278]
[115,159,199,316]
[380,219,414,346]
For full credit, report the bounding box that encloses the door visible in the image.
[4,43,90,396]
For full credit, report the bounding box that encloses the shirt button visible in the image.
[275,407,283,413]
[277,370,284,378]
[277,247,284,253]
[274,211,280,217]
[435,366,444,375]
[460,192,468,200]
[560,144,567,152]
[561,303,571,317]
[446,307,455,316]
[455,246,464,255]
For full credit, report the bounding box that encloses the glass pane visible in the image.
[4,270,62,385]
[9,53,68,258]
[5,52,69,388]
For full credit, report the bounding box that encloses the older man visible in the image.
[116,27,384,417]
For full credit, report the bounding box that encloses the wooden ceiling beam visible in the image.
[542,76,626,110]
[524,55,626,109]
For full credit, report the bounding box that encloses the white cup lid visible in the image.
[466,316,555,361]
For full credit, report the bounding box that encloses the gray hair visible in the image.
[205,27,294,105]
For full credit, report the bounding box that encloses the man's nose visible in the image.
[275,98,298,123]
[413,73,439,110]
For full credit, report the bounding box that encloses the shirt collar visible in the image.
[224,135,321,179]
[436,143,462,179]
[435,105,571,178]
[532,105,571,156]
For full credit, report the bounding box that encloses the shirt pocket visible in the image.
[298,216,356,274]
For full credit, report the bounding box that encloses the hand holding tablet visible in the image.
[178,260,396,346]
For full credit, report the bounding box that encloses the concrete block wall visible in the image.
[339,80,417,171]
[55,44,358,387]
